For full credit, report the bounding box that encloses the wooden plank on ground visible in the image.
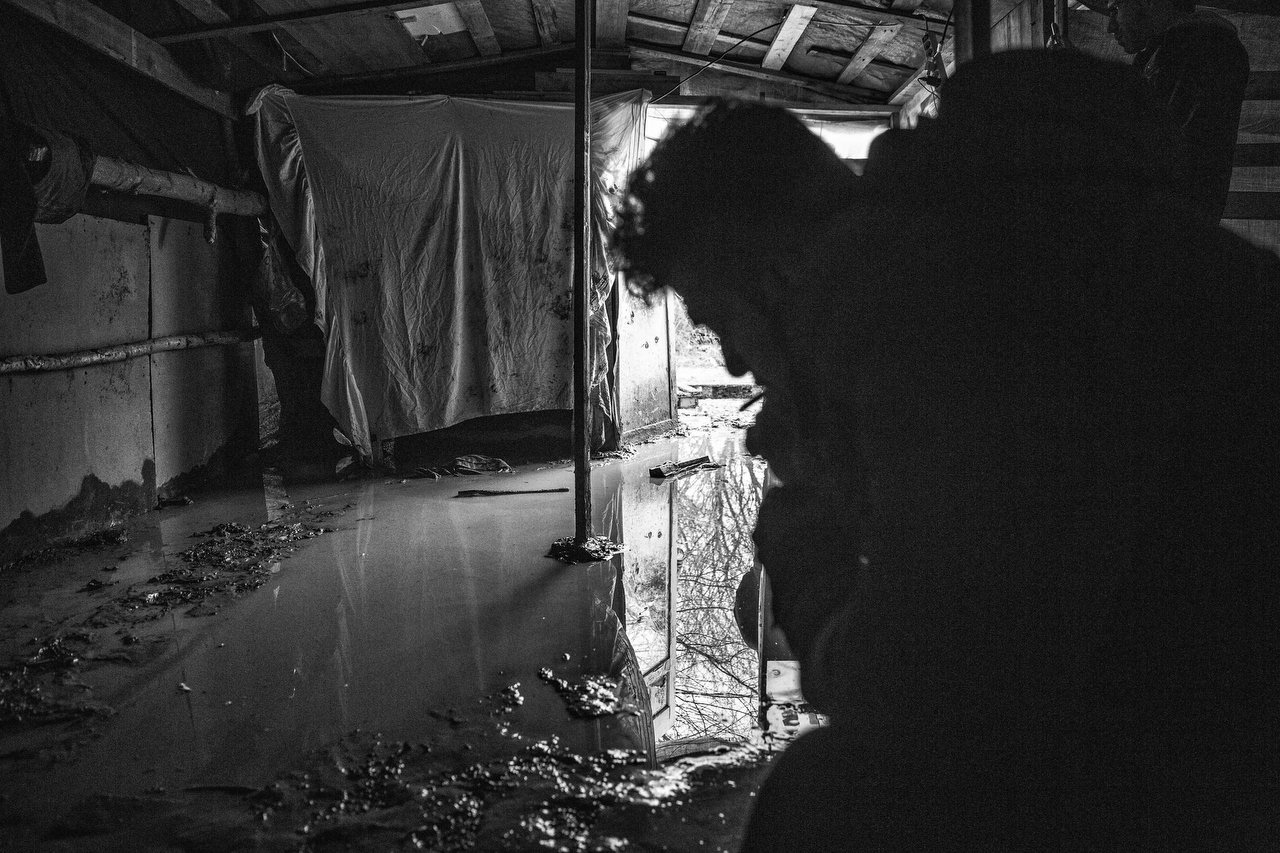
[763,4,817,70]
[683,0,736,54]
[530,0,561,45]
[836,22,900,84]
[455,0,501,54]
[1223,191,1280,220]
[3,0,234,117]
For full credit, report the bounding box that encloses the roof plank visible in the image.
[530,0,561,45]
[455,0,502,54]
[631,43,877,101]
[683,0,736,54]
[597,0,629,46]
[2,0,234,117]
[835,22,900,84]
[763,4,817,70]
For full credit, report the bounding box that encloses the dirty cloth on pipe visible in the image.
[247,87,648,455]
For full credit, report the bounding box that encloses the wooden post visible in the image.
[573,0,593,544]
[954,0,991,64]
[1055,0,1069,45]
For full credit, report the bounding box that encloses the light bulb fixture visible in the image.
[920,31,947,88]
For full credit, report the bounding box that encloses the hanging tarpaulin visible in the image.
[247,87,649,456]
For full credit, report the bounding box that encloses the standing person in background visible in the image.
[1083,0,1249,223]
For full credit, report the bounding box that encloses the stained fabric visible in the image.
[249,88,648,455]
[27,126,96,225]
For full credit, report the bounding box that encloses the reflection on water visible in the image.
[669,431,766,743]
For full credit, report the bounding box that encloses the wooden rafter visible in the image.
[629,14,914,73]
[2,0,234,117]
[168,0,292,78]
[597,0,629,47]
[454,0,501,55]
[530,0,561,45]
[154,0,447,44]
[631,44,877,102]
[836,22,900,84]
[295,43,572,89]
[682,0,736,54]
[763,4,817,70]
[889,0,925,10]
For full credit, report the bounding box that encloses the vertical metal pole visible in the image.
[955,0,991,65]
[573,0,594,544]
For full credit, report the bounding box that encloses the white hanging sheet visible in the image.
[247,87,648,455]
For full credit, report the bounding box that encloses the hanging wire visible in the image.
[273,33,317,77]
[651,19,790,104]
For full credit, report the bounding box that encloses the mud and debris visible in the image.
[253,723,766,853]
[115,519,329,614]
[537,669,633,720]
[409,454,515,479]
[1,526,129,574]
[546,537,624,565]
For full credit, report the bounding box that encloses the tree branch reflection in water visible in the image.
[668,434,765,742]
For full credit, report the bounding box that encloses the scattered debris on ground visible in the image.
[648,456,722,480]
[409,455,514,479]
[537,669,632,719]
[1,527,128,574]
[546,537,624,565]
[251,712,767,853]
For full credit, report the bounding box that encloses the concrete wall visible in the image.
[0,213,257,563]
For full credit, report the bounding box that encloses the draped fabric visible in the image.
[248,87,648,455]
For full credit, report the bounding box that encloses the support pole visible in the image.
[572,0,594,544]
[1055,0,1069,45]
[954,0,991,65]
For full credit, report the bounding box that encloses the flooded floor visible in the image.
[0,401,775,851]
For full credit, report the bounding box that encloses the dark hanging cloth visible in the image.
[0,117,45,294]
[27,126,96,225]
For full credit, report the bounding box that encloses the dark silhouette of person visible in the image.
[614,48,1278,852]
[1083,0,1250,223]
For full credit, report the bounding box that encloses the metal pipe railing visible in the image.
[0,328,261,375]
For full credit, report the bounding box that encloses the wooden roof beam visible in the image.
[529,0,561,45]
[628,14,913,72]
[153,0,449,44]
[168,0,295,79]
[596,0,629,47]
[763,4,817,70]
[294,43,571,90]
[683,0,736,54]
[3,0,235,117]
[836,21,900,84]
[630,43,878,102]
[454,0,501,55]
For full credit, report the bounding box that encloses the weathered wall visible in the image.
[0,213,257,563]
[617,286,676,440]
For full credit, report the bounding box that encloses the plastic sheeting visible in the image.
[248,87,649,456]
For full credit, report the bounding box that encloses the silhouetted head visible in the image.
[612,100,856,384]
[1104,0,1196,54]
